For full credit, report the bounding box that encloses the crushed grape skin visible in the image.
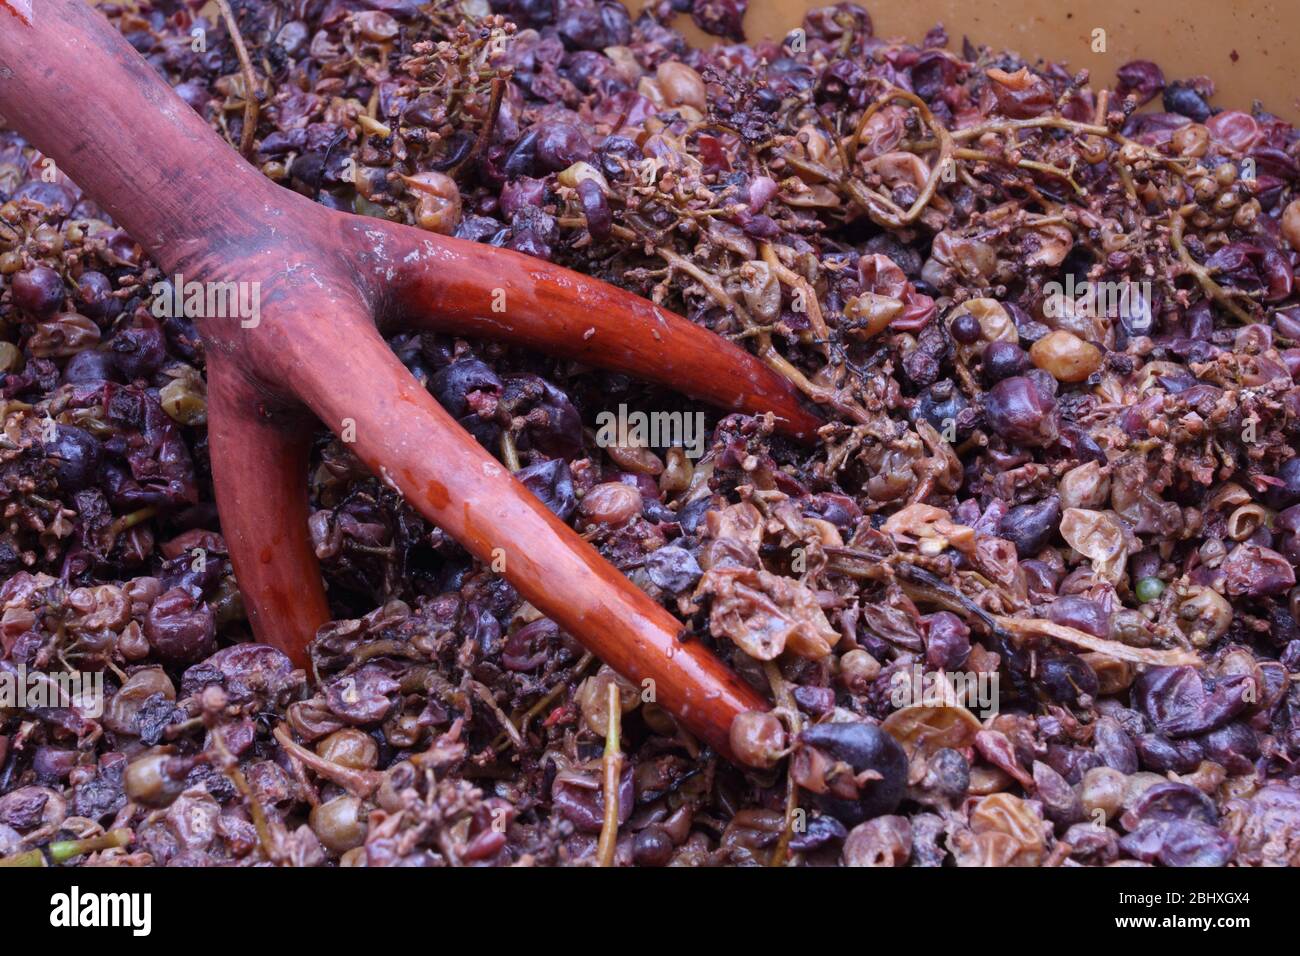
[1,0,1299,867]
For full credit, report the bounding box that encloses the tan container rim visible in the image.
[650,0,1300,124]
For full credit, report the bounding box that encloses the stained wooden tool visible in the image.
[0,0,822,761]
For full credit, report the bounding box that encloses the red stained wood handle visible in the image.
[206,361,326,670]
[279,310,768,756]
[372,226,823,441]
[0,0,797,760]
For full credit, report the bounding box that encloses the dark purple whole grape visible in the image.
[1034,760,1084,825]
[644,545,702,593]
[516,457,576,522]
[1036,653,1098,706]
[632,825,674,866]
[743,213,780,243]
[949,311,981,344]
[1264,458,1300,508]
[1046,595,1110,639]
[1196,722,1259,775]
[63,348,119,385]
[534,122,591,172]
[1020,558,1061,600]
[498,177,545,218]
[507,228,552,261]
[160,550,223,597]
[1128,548,1161,582]
[912,380,971,433]
[290,149,329,188]
[1044,742,1103,783]
[33,747,78,783]
[556,1,630,51]
[503,129,541,178]
[75,270,120,322]
[1093,716,1138,774]
[101,231,142,269]
[578,179,610,240]
[11,265,65,317]
[983,375,1057,447]
[145,587,216,664]
[517,0,559,26]
[924,611,970,670]
[1135,732,1204,773]
[982,340,1030,382]
[157,309,202,363]
[799,722,907,825]
[172,79,210,115]
[677,496,713,535]
[44,424,102,492]
[1163,81,1211,122]
[564,51,625,95]
[804,492,861,529]
[787,813,848,852]
[792,685,836,717]
[999,495,1060,557]
[752,86,782,112]
[110,315,167,380]
[691,0,747,41]
[491,0,556,28]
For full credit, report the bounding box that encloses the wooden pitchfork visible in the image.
[0,0,824,761]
